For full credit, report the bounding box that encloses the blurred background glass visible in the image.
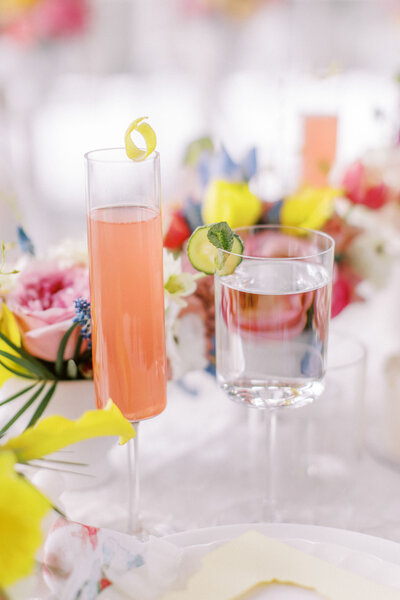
[0,0,399,249]
[257,332,367,527]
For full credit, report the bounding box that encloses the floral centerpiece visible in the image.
[163,138,396,321]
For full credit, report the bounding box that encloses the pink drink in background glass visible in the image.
[88,204,166,421]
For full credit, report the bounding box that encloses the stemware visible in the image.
[85,148,167,534]
[214,224,335,519]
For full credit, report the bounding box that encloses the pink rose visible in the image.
[222,284,315,341]
[7,262,90,362]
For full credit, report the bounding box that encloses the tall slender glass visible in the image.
[85,148,166,532]
[214,225,334,519]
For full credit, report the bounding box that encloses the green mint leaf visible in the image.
[207,222,234,252]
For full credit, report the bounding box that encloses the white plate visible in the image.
[165,523,400,598]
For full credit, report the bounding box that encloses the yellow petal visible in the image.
[0,450,51,588]
[202,180,262,229]
[165,273,197,298]
[3,400,135,462]
[281,187,340,230]
[125,117,157,161]
[0,303,25,386]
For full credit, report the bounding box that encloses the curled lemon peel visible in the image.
[125,117,157,161]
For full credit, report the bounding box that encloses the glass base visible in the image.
[222,378,324,409]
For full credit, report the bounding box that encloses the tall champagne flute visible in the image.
[85,148,166,533]
[214,225,334,520]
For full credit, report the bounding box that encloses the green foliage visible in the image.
[0,326,89,434]
[207,221,234,251]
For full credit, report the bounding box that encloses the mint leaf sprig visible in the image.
[207,221,234,252]
[187,221,244,276]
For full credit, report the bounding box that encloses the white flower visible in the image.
[166,312,208,380]
[163,249,200,307]
[347,232,393,289]
[163,249,208,378]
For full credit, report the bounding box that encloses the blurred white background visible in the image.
[0,0,399,248]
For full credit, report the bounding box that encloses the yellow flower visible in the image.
[202,180,262,230]
[0,401,134,589]
[0,451,52,588]
[281,187,341,231]
[2,400,135,463]
[0,303,25,386]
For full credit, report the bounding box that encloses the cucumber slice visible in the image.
[187,225,244,275]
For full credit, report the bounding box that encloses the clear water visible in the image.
[215,260,331,408]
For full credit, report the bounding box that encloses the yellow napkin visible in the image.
[158,531,400,600]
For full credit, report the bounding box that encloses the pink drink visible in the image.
[88,205,166,421]
[302,115,338,186]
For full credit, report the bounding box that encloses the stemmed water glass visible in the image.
[85,148,166,534]
[214,224,335,519]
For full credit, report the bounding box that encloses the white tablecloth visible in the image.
[54,261,400,542]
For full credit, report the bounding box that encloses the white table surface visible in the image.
[56,369,400,544]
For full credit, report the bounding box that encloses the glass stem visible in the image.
[263,409,277,521]
[127,421,140,533]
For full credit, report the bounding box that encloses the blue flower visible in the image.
[73,297,92,349]
[197,145,258,188]
[17,226,35,256]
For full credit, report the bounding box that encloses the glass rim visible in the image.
[218,224,335,262]
[84,147,160,164]
[327,331,367,371]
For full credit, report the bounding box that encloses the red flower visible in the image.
[99,578,112,591]
[164,213,191,250]
[331,263,363,317]
[331,277,351,318]
[342,161,389,209]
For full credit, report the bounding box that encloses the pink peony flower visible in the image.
[7,262,89,362]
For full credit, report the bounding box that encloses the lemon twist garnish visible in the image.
[125,117,157,161]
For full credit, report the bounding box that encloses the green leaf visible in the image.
[0,350,51,380]
[207,222,234,252]
[0,383,38,407]
[55,323,78,378]
[25,382,57,429]
[0,382,46,436]
[73,334,83,363]
[0,359,37,380]
[0,332,54,378]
